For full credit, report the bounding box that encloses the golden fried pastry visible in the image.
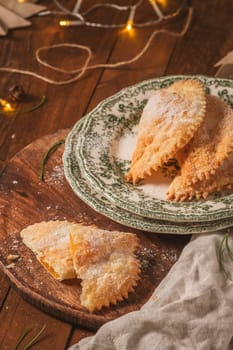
[175,95,233,185]
[21,220,78,280]
[167,96,233,201]
[167,154,233,201]
[70,225,140,312]
[125,79,206,184]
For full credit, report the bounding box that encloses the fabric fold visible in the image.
[69,233,233,350]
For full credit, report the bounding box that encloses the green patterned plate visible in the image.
[63,118,233,234]
[70,76,233,222]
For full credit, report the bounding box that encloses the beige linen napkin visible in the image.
[69,233,233,350]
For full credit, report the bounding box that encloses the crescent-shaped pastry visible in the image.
[70,225,140,312]
[167,97,233,201]
[174,95,233,186]
[167,154,233,201]
[20,220,78,280]
[125,79,206,184]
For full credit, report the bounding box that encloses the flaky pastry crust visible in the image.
[20,220,78,280]
[70,225,140,312]
[167,154,233,201]
[167,96,233,201]
[125,79,206,184]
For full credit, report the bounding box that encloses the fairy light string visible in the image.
[49,0,187,29]
[0,3,193,86]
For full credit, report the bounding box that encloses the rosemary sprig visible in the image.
[13,325,46,350]
[218,231,233,280]
[40,139,65,181]
[19,95,46,114]
[13,329,31,350]
[23,325,46,350]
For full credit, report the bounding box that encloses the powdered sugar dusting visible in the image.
[140,89,202,135]
[46,165,64,185]
[112,124,138,161]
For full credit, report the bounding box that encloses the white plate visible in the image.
[63,118,233,234]
[73,75,233,222]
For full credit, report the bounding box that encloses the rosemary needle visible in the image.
[13,325,46,350]
[13,329,31,350]
[40,139,65,181]
[20,95,46,114]
[23,325,46,350]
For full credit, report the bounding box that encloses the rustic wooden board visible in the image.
[0,129,189,330]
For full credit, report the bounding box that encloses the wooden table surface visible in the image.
[0,1,232,349]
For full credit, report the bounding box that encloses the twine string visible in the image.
[0,8,193,86]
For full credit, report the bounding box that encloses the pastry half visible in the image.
[21,220,78,280]
[70,225,140,312]
[167,154,233,201]
[167,96,233,201]
[125,79,206,184]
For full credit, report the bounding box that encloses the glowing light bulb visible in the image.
[59,20,71,27]
[125,5,136,33]
[126,20,133,32]
[5,103,14,112]
[0,99,15,113]
[59,20,84,27]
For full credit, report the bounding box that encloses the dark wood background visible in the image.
[0,0,232,349]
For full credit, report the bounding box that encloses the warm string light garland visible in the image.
[0,2,193,86]
[39,0,188,30]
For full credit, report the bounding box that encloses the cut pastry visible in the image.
[167,154,233,201]
[20,220,78,280]
[125,79,206,184]
[70,225,140,312]
[173,95,233,186]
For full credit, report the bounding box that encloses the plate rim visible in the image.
[63,117,233,234]
[65,75,233,223]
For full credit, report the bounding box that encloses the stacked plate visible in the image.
[63,75,233,234]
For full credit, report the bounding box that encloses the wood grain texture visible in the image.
[0,129,188,330]
[0,0,232,347]
[165,0,233,76]
[0,288,72,350]
[0,273,10,310]
[0,0,127,163]
[86,6,189,112]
